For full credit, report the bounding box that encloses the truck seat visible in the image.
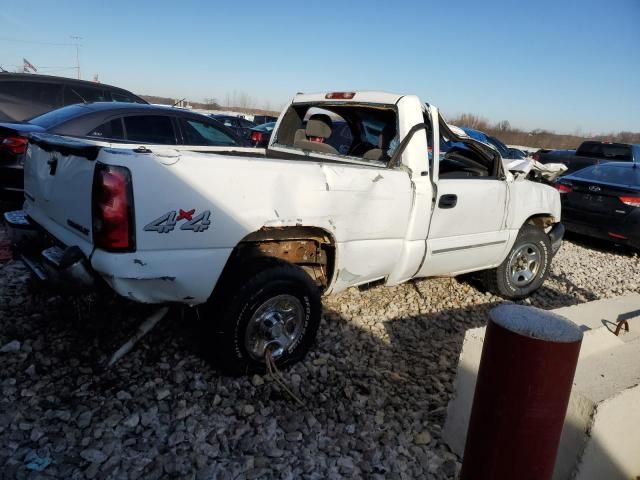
[293,114,338,154]
[363,124,396,162]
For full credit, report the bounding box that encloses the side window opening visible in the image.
[218,117,236,128]
[273,104,398,165]
[0,81,64,120]
[86,118,125,140]
[123,115,176,145]
[439,130,498,179]
[64,85,109,104]
[180,118,238,146]
[110,91,145,104]
[2,81,63,108]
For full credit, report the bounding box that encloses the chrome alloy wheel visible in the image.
[508,242,542,287]
[244,294,305,360]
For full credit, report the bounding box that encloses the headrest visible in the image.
[305,114,333,139]
[379,123,397,149]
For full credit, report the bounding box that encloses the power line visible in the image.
[0,65,76,69]
[0,64,76,70]
[0,37,77,46]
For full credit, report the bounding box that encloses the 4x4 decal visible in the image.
[144,210,211,233]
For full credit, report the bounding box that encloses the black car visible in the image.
[0,73,147,122]
[537,141,640,174]
[249,122,276,147]
[210,114,256,140]
[555,162,640,249]
[253,115,278,125]
[0,102,245,200]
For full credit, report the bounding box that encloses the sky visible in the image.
[1,0,638,134]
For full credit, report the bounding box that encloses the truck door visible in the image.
[418,122,509,277]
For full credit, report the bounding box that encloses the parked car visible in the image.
[532,148,552,159]
[209,114,256,140]
[0,102,246,200]
[249,122,276,147]
[0,72,146,122]
[536,141,640,174]
[7,90,563,374]
[253,115,278,125]
[555,162,640,249]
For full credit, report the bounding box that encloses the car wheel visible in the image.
[485,225,552,299]
[210,261,321,375]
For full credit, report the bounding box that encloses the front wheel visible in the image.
[210,261,321,375]
[485,225,552,299]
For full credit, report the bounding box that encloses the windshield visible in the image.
[487,136,510,157]
[460,128,510,157]
[29,104,91,129]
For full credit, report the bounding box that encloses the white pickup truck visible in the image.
[6,91,563,373]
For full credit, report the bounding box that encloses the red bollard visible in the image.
[460,304,583,480]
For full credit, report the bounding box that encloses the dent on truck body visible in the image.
[507,179,562,229]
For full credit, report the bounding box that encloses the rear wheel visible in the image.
[485,225,551,299]
[209,261,321,375]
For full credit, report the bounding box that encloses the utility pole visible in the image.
[70,35,82,79]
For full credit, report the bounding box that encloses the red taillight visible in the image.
[250,131,263,143]
[555,183,572,194]
[92,164,134,251]
[1,136,28,155]
[532,152,540,161]
[608,232,627,239]
[325,92,356,99]
[619,196,640,207]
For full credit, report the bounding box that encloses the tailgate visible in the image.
[23,133,101,254]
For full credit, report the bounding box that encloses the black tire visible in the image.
[485,225,551,299]
[209,261,321,375]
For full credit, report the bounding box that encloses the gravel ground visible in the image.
[0,234,638,479]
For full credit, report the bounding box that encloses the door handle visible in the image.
[47,157,58,176]
[438,194,457,209]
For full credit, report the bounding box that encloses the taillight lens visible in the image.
[608,232,627,239]
[92,164,135,251]
[555,183,572,194]
[1,136,28,155]
[619,196,640,207]
[250,131,263,143]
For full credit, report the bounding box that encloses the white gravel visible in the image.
[0,235,638,479]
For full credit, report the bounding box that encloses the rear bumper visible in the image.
[548,222,565,256]
[564,219,640,250]
[5,209,227,304]
[4,210,98,292]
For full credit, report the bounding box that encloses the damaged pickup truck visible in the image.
[6,91,564,373]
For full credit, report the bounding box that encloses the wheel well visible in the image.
[525,214,556,231]
[224,226,336,292]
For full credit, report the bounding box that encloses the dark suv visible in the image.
[0,73,147,122]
